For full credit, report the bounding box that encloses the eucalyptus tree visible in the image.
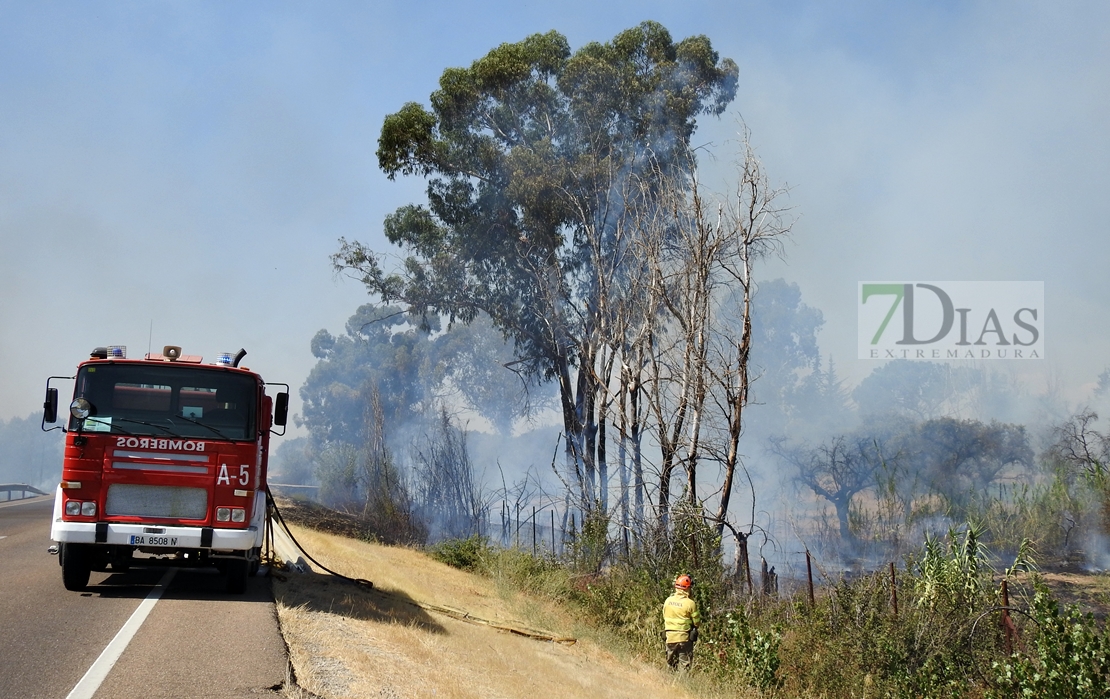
[299,303,437,447]
[333,22,738,514]
[301,301,537,448]
[852,360,954,421]
[745,278,852,440]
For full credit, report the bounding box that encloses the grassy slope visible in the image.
[268,500,1109,697]
[273,525,746,699]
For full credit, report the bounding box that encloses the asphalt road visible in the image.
[0,496,288,698]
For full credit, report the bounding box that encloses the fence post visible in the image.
[890,562,899,617]
[1001,579,1018,655]
[569,512,576,559]
[806,550,815,608]
[550,509,555,553]
[515,502,522,548]
[739,534,753,596]
[532,505,537,556]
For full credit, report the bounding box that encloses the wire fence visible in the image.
[493,505,580,556]
[269,483,910,597]
[486,500,919,603]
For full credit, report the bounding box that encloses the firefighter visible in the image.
[662,573,700,670]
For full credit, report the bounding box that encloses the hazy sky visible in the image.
[3,1,1108,436]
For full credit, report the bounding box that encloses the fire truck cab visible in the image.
[42,345,288,593]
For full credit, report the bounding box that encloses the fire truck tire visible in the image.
[111,549,133,572]
[90,548,111,572]
[61,543,92,591]
[226,558,249,594]
[248,547,261,577]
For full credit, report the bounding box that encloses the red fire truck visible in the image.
[42,345,288,593]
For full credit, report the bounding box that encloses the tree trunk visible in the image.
[833,497,853,542]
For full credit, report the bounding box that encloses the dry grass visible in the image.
[273,525,731,699]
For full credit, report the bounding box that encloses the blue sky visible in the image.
[2,1,1108,434]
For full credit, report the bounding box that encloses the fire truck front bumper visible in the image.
[50,520,260,552]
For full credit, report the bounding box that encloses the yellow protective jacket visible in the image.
[662,588,700,643]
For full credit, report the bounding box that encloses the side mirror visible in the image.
[43,387,58,424]
[274,392,289,427]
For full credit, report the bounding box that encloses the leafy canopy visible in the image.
[340,22,738,380]
[299,303,535,443]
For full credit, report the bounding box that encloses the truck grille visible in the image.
[106,484,208,520]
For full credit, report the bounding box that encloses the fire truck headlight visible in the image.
[65,501,81,516]
[231,508,246,523]
[216,507,231,522]
[81,501,97,517]
[70,398,91,420]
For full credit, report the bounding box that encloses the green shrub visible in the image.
[989,585,1110,698]
[430,510,1108,698]
[428,535,490,571]
[715,608,782,691]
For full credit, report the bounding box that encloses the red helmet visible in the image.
[674,574,693,590]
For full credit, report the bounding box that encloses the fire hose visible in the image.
[263,487,575,645]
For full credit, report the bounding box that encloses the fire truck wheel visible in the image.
[248,547,261,577]
[61,543,92,591]
[111,549,133,572]
[225,558,249,594]
[90,549,111,572]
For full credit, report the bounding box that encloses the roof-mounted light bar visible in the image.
[90,346,126,359]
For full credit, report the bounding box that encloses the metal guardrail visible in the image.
[0,484,49,501]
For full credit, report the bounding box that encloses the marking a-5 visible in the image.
[216,463,250,486]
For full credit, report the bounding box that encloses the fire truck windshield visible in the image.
[70,364,258,441]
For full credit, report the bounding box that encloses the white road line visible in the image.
[65,568,177,699]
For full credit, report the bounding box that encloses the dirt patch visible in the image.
[1035,569,1110,623]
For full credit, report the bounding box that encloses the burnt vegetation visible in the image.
[266,21,1110,698]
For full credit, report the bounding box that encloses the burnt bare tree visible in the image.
[629,136,789,533]
[1051,411,1110,477]
[358,384,425,544]
[313,382,425,544]
[413,407,488,541]
[773,434,886,544]
[1049,410,1110,532]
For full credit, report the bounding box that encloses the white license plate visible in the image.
[130,534,178,547]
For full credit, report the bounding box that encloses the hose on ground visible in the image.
[264,486,374,589]
[263,488,575,645]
